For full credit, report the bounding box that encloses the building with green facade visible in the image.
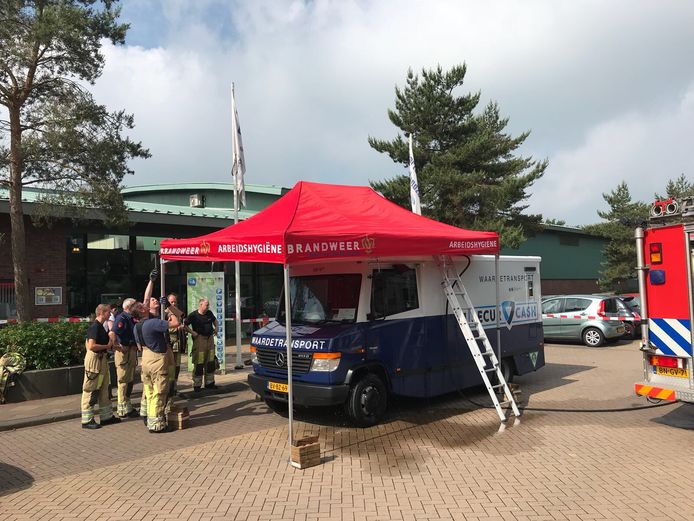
[503,224,609,295]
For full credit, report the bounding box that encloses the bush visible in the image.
[0,322,89,370]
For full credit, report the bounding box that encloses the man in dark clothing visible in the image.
[132,303,179,433]
[185,298,218,393]
[113,298,139,418]
[81,304,121,429]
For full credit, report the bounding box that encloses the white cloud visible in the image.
[90,0,694,223]
[531,83,694,225]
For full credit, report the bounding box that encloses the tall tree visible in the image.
[368,64,548,248]
[583,183,649,292]
[0,0,149,321]
[655,173,694,200]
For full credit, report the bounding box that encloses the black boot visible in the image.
[81,419,101,430]
[205,383,218,390]
[100,416,122,426]
[193,386,202,393]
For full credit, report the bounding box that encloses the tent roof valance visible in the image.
[159,181,499,264]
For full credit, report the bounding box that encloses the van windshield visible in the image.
[277,274,362,325]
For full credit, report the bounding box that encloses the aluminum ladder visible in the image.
[435,255,521,422]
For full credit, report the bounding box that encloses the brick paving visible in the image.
[1,339,693,520]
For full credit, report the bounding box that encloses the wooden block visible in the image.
[167,405,190,430]
[290,435,321,469]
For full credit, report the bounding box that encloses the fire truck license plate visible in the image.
[654,366,689,379]
[268,381,288,393]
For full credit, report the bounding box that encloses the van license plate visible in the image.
[268,381,288,393]
[654,366,689,379]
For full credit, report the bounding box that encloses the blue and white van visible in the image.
[248,255,544,426]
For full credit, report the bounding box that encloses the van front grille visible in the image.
[256,348,312,374]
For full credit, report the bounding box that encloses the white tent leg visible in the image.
[495,254,501,369]
[235,260,243,370]
[283,265,294,461]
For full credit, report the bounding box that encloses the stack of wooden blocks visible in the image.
[290,435,320,469]
[168,404,190,430]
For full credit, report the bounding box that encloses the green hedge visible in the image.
[0,322,89,370]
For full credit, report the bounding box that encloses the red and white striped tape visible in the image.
[224,317,274,324]
[542,314,634,320]
[0,317,90,325]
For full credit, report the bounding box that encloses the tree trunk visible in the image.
[8,105,31,322]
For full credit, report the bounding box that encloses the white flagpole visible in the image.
[409,133,422,215]
[231,83,243,370]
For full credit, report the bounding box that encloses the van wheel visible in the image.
[265,399,289,417]
[501,359,515,384]
[583,327,605,347]
[345,374,387,427]
[491,358,515,385]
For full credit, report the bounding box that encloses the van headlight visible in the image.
[250,346,258,365]
[311,353,341,372]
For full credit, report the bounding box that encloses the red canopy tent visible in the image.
[159,180,499,263]
[159,181,500,465]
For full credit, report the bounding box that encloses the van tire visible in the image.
[582,327,605,347]
[491,358,515,385]
[345,374,387,427]
[265,399,289,417]
[501,358,515,384]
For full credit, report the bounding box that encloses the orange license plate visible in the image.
[268,381,288,393]
[654,366,689,379]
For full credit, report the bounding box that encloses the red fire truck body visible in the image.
[634,197,694,402]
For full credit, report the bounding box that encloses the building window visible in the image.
[0,281,16,319]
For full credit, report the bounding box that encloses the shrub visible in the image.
[0,322,89,370]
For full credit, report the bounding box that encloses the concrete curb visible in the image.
[0,381,247,432]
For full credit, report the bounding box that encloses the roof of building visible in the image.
[0,186,260,225]
[122,182,286,196]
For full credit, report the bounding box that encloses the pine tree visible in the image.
[0,1,149,321]
[655,173,694,200]
[583,183,649,292]
[368,64,547,248]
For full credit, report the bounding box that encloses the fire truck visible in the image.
[634,196,694,402]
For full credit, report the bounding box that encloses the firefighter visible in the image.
[165,293,185,398]
[112,298,139,418]
[81,304,121,429]
[185,297,218,393]
[132,302,179,433]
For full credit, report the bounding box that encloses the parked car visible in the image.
[541,295,626,347]
[615,296,642,339]
[619,293,641,314]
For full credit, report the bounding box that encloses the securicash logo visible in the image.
[501,300,538,329]
[501,301,516,330]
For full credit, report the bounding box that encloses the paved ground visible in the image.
[1,339,693,520]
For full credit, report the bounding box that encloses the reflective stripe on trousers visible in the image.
[141,347,171,432]
[115,346,138,417]
[191,334,216,387]
[80,355,112,424]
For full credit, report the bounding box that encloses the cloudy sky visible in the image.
[93,0,694,225]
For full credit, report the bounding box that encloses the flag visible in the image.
[408,133,421,215]
[231,83,246,208]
